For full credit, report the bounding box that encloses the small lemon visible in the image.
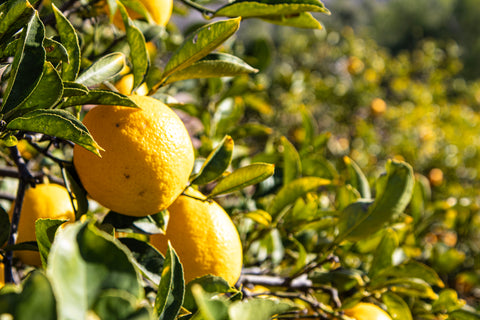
[106,0,173,29]
[73,95,195,217]
[343,302,392,320]
[114,74,148,95]
[150,188,243,286]
[9,184,75,266]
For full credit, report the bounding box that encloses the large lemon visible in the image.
[107,0,173,29]
[73,95,194,217]
[9,184,75,267]
[344,302,392,320]
[150,188,243,286]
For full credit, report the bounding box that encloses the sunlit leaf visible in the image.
[244,209,272,226]
[75,52,126,87]
[382,292,412,320]
[369,228,398,278]
[52,4,80,81]
[184,275,235,312]
[191,284,229,320]
[0,0,34,43]
[214,0,330,17]
[281,136,302,185]
[228,297,293,320]
[262,12,323,29]
[93,290,151,320]
[157,18,241,88]
[35,218,68,268]
[208,163,275,197]
[432,289,466,314]
[371,261,444,288]
[191,135,234,185]
[268,177,331,218]
[60,90,138,108]
[163,53,258,85]
[6,109,104,157]
[344,156,371,199]
[1,12,45,115]
[154,243,184,320]
[62,81,89,97]
[448,309,480,320]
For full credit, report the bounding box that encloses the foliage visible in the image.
[0,0,479,319]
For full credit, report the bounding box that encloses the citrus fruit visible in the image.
[114,74,148,96]
[73,95,195,217]
[150,188,243,286]
[343,302,392,320]
[0,263,4,288]
[9,184,75,266]
[106,0,173,29]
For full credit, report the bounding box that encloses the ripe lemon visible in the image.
[106,0,173,29]
[150,188,243,286]
[114,74,148,96]
[9,184,75,267]
[0,263,4,288]
[73,95,194,217]
[343,302,392,320]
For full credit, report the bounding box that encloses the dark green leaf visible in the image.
[47,222,143,319]
[1,12,45,115]
[268,177,331,218]
[191,135,234,185]
[60,89,138,108]
[184,275,235,312]
[261,12,323,29]
[12,272,57,319]
[164,53,258,85]
[6,109,103,157]
[382,292,412,320]
[154,243,185,320]
[158,18,241,88]
[281,136,302,185]
[448,309,480,320]
[344,156,371,199]
[43,38,69,64]
[311,269,365,292]
[62,81,89,97]
[35,218,68,268]
[52,4,80,81]
[0,0,34,43]
[62,163,89,218]
[369,228,398,278]
[118,1,150,92]
[214,0,330,17]
[5,61,63,120]
[102,210,168,235]
[337,160,414,241]
[118,237,165,285]
[371,261,444,288]
[75,52,126,87]
[209,163,275,197]
[93,289,151,320]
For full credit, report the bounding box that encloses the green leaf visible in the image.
[35,218,68,268]
[0,0,34,43]
[208,163,275,197]
[228,297,293,320]
[311,269,365,292]
[268,177,331,218]
[47,222,143,320]
[62,163,89,218]
[432,289,465,313]
[214,0,330,17]
[373,277,438,299]
[184,275,235,312]
[118,1,150,92]
[213,97,245,137]
[261,12,323,29]
[382,292,412,320]
[102,211,168,235]
[60,89,138,108]
[1,12,45,115]
[191,284,230,320]
[0,38,68,63]
[337,160,414,241]
[5,61,63,120]
[6,109,104,157]
[52,4,80,81]
[154,243,185,320]
[191,135,234,185]
[344,156,371,199]
[75,52,126,87]
[448,309,480,320]
[371,261,444,288]
[158,18,241,88]
[369,228,398,278]
[93,289,151,320]
[281,136,302,185]
[0,206,10,247]
[244,209,272,226]
[118,237,165,285]
[163,53,258,85]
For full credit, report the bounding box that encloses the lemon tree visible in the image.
[0,0,478,320]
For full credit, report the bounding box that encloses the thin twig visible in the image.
[178,0,216,17]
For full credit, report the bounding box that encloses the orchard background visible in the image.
[0,0,479,319]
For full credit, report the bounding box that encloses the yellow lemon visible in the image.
[106,0,173,29]
[344,302,392,320]
[73,95,195,217]
[114,74,148,95]
[0,263,4,288]
[9,184,75,267]
[150,188,243,286]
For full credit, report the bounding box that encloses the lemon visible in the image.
[106,0,173,29]
[344,302,392,320]
[73,95,195,217]
[9,184,75,267]
[150,188,243,286]
[0,263,4,288]
[114,74,148,96]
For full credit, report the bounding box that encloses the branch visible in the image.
[178,0,216,17]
